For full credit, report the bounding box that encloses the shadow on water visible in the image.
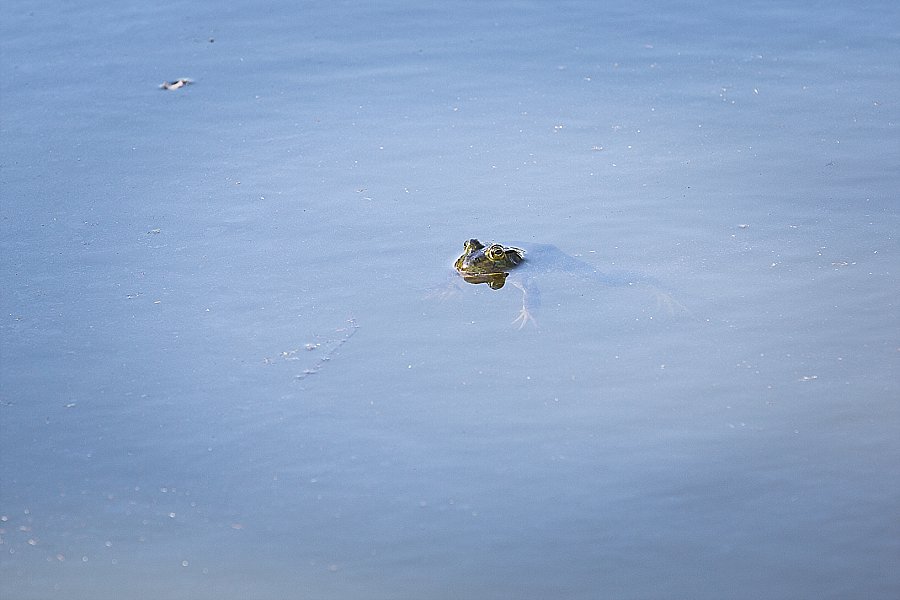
[443,238,693,330]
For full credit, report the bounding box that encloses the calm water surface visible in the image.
[2,1,898,598]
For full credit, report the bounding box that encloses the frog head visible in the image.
[454,239,525,288]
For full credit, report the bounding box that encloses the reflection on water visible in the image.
[2,0,899,598]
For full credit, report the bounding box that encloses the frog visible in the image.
[454,239,526,286]
[453,238,683,328]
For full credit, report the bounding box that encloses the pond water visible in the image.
[2,1,898,598]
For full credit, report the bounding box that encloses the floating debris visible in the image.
[295,318,359,381]
[160,78,193,90]
[265,319,359,380]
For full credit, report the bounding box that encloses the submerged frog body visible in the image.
[453,238,680,328]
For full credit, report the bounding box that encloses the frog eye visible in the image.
[486,245,507,261]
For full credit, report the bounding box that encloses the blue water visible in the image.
[2,1,898,598]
